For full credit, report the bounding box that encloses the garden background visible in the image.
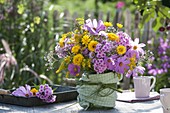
[0,0,170,91]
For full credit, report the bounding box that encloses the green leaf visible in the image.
[152,17,164,32]
[159,5,170,19]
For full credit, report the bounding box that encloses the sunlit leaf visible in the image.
[17,4,25,14]
[0,0,5,4]
[152,17,164,32]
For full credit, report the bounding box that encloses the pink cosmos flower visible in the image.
[84,19,106,35]
[129,38,145,55]
[126,66,145,78]
[12,84,33,97]
[115,56,130,74]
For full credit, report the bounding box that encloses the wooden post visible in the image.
[122,9,131,90]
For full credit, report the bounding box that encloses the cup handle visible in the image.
[149,76,156,90]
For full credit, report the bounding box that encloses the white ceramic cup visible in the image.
[133,76,156,98]
[160,88,170,113]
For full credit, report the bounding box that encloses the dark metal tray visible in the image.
[0,85,78,107]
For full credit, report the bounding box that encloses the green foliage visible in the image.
[133,0,170,32]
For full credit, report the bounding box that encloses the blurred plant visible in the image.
[146,37,170,91]
[133,0,170,32]
[0,0,55,89]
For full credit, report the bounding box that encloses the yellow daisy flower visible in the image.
[108,33,119,41]
[73,54,84,66]
[71,45,81,54]
[59,38,65,47]
[117,23,123,29]
[31,88,38,96]
[88,41,98,52]
[82,35,91,46]
[104,22,113,27]
[116,45,126,55]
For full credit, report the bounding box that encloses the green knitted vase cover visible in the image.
[77,72,122,110]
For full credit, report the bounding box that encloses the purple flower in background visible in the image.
[0,14,4,21]
[84,19,106,35]
[114,56,130,74]
[68,63,80,76]
[148,68,164,76]
[126,66,145,78]
[116,1,125,9]
[158,38,169,55]
[12,84,33,97]
[36,84,56,103]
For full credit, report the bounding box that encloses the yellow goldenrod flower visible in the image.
[34,16,41,24]
[66,71,69,78]
[88,41,98,52]
[128,56,136,70]
[64,56,71,63]
[71,45,81,54]
[82,35,91,46]
[74,34,82,43]
[56,60,65,73]
[108,33,119,41]
[73,54,84,66]
[82,60,86,68]
[31,88,38,96]
[116,45,126,55]
[104,22,113,27]
[117,23,123,29]
[76,18,84,25]
[87,59,91,68]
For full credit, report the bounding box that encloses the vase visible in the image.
[77,72,122,110]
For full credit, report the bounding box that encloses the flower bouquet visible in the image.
[54,18,146,109]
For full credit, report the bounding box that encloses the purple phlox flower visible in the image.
[68,64,80,76]
[84,19,106,35]
[96,51,106,58]
[93,59,107,73]
[36,84,56,103]
[116,32,130,46]
[55,44,67,58]
[126,66,145,78]
[129,38,145,55]
[104,56,115,70]
[95,43,102,53]
[101,42,112,52]
[12,84,33,97]
[116,1,125,9]
[45,95,56,103]
[114,56,130,74]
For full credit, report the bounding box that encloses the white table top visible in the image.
[0,98,162,113]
